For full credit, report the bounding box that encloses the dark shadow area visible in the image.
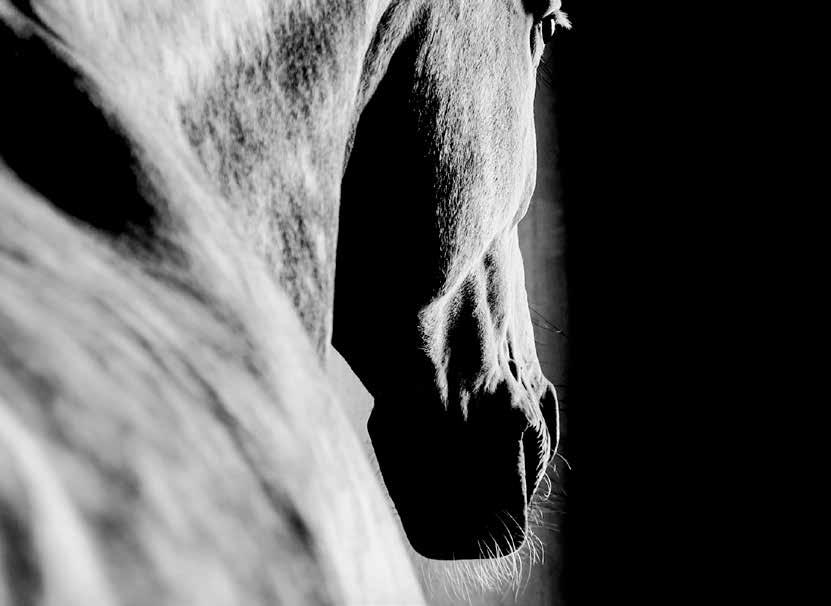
[547,4,714,604]
[550,4,641,602]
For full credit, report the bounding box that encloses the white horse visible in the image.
[0,0,569,603]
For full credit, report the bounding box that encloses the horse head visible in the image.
[334,0,569,560]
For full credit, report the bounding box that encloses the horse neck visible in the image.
[176,0,405,357]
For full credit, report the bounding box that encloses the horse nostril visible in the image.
[540,383,560,463]
[521,384,560,505]
[522,425,544,505]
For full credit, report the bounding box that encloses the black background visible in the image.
[546,4,734,602]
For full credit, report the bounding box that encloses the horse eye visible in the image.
[541,14,557,45]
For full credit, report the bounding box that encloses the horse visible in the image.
[0,0,569,603]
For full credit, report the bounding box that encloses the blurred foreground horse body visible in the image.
[0,0,568,604]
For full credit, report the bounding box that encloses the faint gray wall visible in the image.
[512,55,569,606]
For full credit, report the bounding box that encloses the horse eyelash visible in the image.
[551,10,572,30]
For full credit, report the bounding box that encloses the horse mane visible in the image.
[1,1,423,603]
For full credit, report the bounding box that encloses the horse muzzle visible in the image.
[368,380,558,560]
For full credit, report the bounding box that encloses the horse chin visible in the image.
[368,381,553,561]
